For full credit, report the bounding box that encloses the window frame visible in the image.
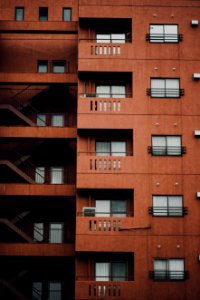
[39,7,48,21]
[15,7,24,21]
[96,33,126,44]
[63,8,72,21]
[50,167,64,184]
[96,140,127,156]
[152,195,185,217]
[153,258,185,281]
[49,222,64,244]
[52,60,67,73]
[37,60,48,73]
[150,78,181,98]
[148,24,181,43]
[95,199,127,217]
[151,135,183,156]
[96,84,126,98]
[95,261,127,281]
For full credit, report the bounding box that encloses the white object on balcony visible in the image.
[193,73,200,80]
[191,20,199,27]
[196,192,200,199]
[194,130,200,137]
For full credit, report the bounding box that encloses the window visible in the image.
[150,78,181,98]
[96,141,126,156]
[50,167,64,184]
[96,85,126,98]
[32,282,42,300]
[33,223,44,242]
[39,7,48,21]
[35,167,45,183]
[96,33,126,43]
[95,200,127,217]
[95,262,127,281]
[38,60,48,73]
[149,24,180,43]
[51,115,64,127]
[48,282,62,300]
[152,196,185,216]
[151,136,182,156]
[15,7,24,21]
[52,61,66,73]
[49,223,63,243]
[63,8,72,21]
[37,114,46,126]
[153,259,185,281]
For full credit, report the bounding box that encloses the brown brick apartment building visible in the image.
[0,0,200,299]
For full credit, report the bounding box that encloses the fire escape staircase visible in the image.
[0,85,48,126]
[0,278,29,300]
[0,160,35,183]
[0,218,33,242]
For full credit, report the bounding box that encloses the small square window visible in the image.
[39,7,48,21]
[52,61,66,73]
[63,8,72,21]
[38,60,48,73]
[15,7,24,21]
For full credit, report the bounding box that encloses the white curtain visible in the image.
[96,142,110,156]
[111,141,126,156]
[153,196,168,216]
[152,136,166,155]
[95,262,109,281]
[111,34,125,43]
[169,259,184,280]
[151,79,165,97]
[49,223,63,243]
[96,34,110,43]
[168,196,182,216]
[32,282,42,300]
[37,114,46,126]
[164,25,178,42]
[111,262,126,281]
[154,259,167,279]
[96,85,110,98]
[166,79,179,97]
[96,200,110,217]
[48,282,62,300]
[150,25,164,42]
[33,223,44,242]
[51,115,64,127]
[35,167,45,184]
[111,200,126,217]
[167,136,181,155]
[111,86,125,98]
[50,167,63,184]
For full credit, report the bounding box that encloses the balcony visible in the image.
[77,154,133,173]
[76,280,135,299]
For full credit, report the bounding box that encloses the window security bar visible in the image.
[147,88,184,98]
[148,206,188,216]
[148,146,186,156]
[146,33,183,42]
[79,36,132,43]
[78,151,133,156]
[76,275,131,281]
[149,270,189,281]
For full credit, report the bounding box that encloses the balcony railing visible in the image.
[76,280,134,299]
[147,88,184,98]
[148,206,188,217]
[148,146,186,156]
[146,33,183,43]
[78,211,133,217]
[149,270,189,281]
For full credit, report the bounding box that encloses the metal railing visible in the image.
[146,33,183,43]
[77,211,133,217]
[76,275,130,281]
[81,92,132,98]
[79,36,132,43]
[148,206,188,216]
[147,88,184,98]
[148,146,186,156]
[149,270,189,281]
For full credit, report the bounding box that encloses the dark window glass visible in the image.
[39,7,48,21]
[15,7,24,21]
[38,60,48,73]
[63,8,72,21]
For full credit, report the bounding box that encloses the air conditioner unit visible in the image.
[194,130,200,137]
[197,192,200,199]
[193,73,200,80]
[82,207,96,216]
[191,20,199,27]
